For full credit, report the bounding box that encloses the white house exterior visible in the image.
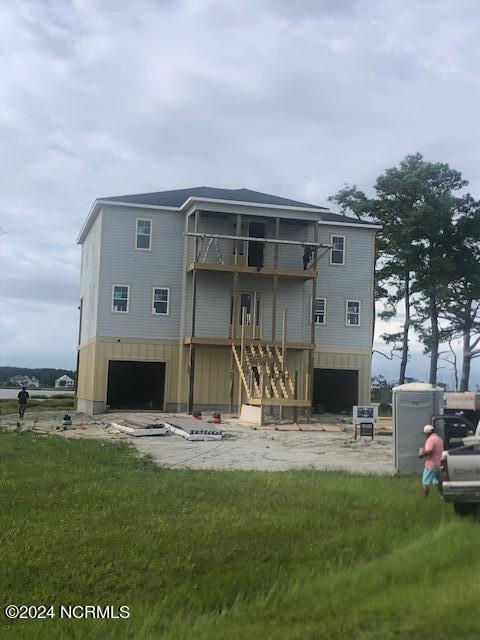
[76,187,379,415]
[55,375,75,389]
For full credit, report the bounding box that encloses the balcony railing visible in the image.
[185,231,329,279]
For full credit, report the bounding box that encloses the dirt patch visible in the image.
[0,411,393,474]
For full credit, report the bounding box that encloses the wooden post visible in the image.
[229,348,234,414]
[252,291,257,341]
[293,371,298,423]
[280,309,288,420]
[271,217,280,343]
[270,218,280,419]
[231,213,242,340]
[282,309,287,368]
[306,222,318,420]
[188,210,199,414]
[237,306,246,413]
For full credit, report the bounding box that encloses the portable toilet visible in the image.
[392,383,444,474]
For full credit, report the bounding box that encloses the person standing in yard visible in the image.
[418,424,444,497]
[17,386,30,419]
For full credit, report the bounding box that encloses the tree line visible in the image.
[330,153,480,391]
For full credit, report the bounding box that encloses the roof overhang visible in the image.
[182,196,328,215]
[77,195,330,244]
[317,219,382,230]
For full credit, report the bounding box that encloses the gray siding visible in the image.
[314,225,375,349]
[192,272,232,338]
[187,272,310,342]
[79,210,102,342]
[79,201,375,351]
[97,205,184,339]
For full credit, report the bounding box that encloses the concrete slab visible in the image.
[0,411,394,474]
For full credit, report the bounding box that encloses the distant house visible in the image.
[8,375,40,388]
[55,375,75,389]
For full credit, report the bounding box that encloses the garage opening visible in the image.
[107,361,165,410]
[312,368,358,413]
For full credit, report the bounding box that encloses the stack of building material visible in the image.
[445,392,480,411]
[163,416,223,441]
[111,417,168,437]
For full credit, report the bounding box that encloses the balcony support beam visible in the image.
[185,231,331,249]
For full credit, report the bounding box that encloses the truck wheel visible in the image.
[454,503,476,516]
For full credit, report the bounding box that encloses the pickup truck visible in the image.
[435,416,480,515]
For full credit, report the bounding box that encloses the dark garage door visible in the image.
[313,368,358,413]
[107,361,165,410]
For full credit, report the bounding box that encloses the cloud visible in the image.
[0,0,478,370]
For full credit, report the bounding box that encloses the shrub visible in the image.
[378,402,392,416]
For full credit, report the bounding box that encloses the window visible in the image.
[152,287,169,315]
[112,285,129,313]
[315,298,326,325]
[136,219,152,250]
[330,235,345,265]
[346,300,360,326]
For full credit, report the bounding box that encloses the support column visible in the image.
[237,306,246,413]
[306,222,318,420]
[280,309,287,420]
[271,217,280,342]
[188,211,199,414]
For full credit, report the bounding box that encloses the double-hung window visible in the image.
[112,285,129,313]
[330,235,345,265]
[136,219,152,250]
[152,287,169,315]
[315,298,326,325]
[346,300,360,326]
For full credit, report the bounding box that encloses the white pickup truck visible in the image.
[438,416,480,515]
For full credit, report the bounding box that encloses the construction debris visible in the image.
[110,415,223,441]
[111,417,168,437]
[162,416,223,441]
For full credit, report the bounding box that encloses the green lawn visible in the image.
[0,397,74,416]
[0,431,478,639]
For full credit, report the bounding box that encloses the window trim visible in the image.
[152,286,170,316]
[135,218,152,251]
[314,297,326,325]
[111,284,130,313]
[345,299,361,327]
[330,234,345,266]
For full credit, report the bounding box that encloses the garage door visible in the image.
[312,368,358,413]
[107,361,165,410]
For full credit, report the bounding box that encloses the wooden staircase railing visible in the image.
[232,341,295,405]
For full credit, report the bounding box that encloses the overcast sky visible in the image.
[0,0,479,387]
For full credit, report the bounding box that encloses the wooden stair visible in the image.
[232,341,304,407]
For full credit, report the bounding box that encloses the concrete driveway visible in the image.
[132,420,394,474]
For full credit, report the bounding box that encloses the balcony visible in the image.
[186,261,316,280]
[185,223,328,280]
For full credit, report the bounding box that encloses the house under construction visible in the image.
[76,187,379,417]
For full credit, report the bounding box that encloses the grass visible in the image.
[0,398,74,415]
[0,431,478,639]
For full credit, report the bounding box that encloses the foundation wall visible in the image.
[76,337,182,414]
[77,338,371,414]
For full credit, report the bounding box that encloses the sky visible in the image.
[0,0,479,388]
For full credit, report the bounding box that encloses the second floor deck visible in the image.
[185,210,330,280]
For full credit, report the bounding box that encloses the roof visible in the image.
[78,186,381,243]
[99,187,328,211]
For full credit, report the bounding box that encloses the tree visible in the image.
[330,154,477,386]
[440,197,480,390]
[407,166,468,383]
[330,155,428,383]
